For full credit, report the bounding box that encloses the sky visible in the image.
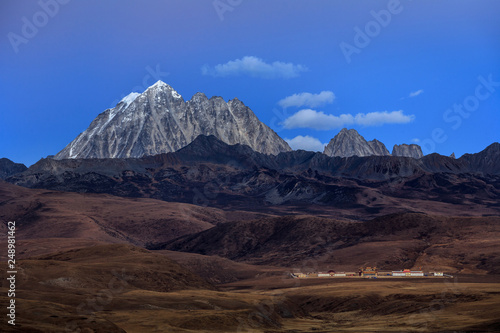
[1,0,499,166]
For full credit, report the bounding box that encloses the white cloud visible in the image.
[409,89,424,97]
[201,56,308,79]
[285,135,327,152]
[353,111,415,126]
[282,109,414,130]
[278,91,335,108]
[411,138,420,143]
[283,109,353,130]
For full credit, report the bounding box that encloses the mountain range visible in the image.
[6,135,500,219]
[49,81,432,161]
[2,81,499,218]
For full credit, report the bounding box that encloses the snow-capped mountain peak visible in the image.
[54,82,291,159]
[147,80,179,92]
[145,80,182,99]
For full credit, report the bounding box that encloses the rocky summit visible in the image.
[392,144,424,159]
[323,128,391,157]
[54,81,291,159]
[324,128,425,159]
[368,139,391,156]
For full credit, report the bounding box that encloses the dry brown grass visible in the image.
[0,244,498,332]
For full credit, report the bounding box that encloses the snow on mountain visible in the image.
[120,92,140,106]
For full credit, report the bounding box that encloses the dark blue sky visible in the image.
[1,0,499,166]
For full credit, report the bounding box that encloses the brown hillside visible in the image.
[161,213,500,274]
[0,181,268,249]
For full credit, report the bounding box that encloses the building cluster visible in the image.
[291,267,447,279]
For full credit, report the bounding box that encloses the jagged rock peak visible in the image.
[323,128,389,157]
[54,82,291,159]
[450,152,456,159]
[368,139,391,156]
[392,144,424,159]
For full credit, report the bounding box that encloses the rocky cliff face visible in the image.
[392,144,424,159]
[54,81,291,159]
[323,128,390,157]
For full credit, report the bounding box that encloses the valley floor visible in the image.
[1,182,499,332]
[1,247,499,333]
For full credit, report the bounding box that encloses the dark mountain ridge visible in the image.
[0,157,27,179]
[6,136,500,215]
[14,136,499,178]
